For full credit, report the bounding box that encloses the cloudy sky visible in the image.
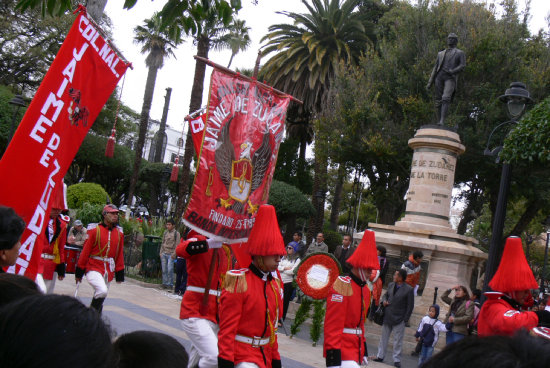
[104,0,549,133]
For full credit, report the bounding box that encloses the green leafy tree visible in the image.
[127,13,181,207]
[67,182,110,209]
[268,180,315,243]
[0,85,27,155]
[261,0,371,240]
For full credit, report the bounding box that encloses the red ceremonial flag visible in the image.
[189,113,206,155]
[183,69,291,243]
[0,8,130,278]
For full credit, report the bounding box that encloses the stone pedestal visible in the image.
[356,126,487,321]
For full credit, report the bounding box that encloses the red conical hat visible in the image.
[246,205,286,256]
[51,181,68,211]
[489,236,538,292]
[346,229,380,270]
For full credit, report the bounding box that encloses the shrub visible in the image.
[67,183,110,209]
[322,228,343,254]
[75,203,104,227]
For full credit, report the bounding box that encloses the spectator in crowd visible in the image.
[333,234,356,275]
[174,252,188,297]
[401,250,423,299]
[478,236,550,336]
[374,269,414,368]
[306,232,328,255]
[176,230,229,368]
[159,219,181,290]
[0,206,25,270]
[36,183,68,294]
[0,273,40,307]
[218,205,284,368]
[441,285,474,344]
[278,241,301,322]
[414,304,447,366]
[0,294,113,368]
[293,231,306,258]
[468,289,481,335]
[324,229,379,368]
[76,204,125,314]
[67,219,88,248]
[377,245,389,286]
[112,330,188,368]
[421,330,550,368]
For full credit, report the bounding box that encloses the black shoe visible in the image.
[405,321,411,327]
[373,358,383,362]
[394,362,401,368]
[411,351,419,356]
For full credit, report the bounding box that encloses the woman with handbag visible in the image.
[278,241,301,322]
[441,285,474,345]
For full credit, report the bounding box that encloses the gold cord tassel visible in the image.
[332,276,353,297]
[223,270,248,293]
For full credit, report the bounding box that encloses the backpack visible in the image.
[466,300,480,335]
[420,320,437,347]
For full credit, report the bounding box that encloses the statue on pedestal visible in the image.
[426,33,466,125]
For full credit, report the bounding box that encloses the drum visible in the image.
[65,246,81,274]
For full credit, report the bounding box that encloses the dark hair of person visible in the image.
[413,250,424,260]
[457,285,470,300]
[472,289,481,300]
[0,206,26,250]
[397,268,407,282]
[421,330,550,368]
[0,294,113,368]
[343,234,351,239]
[0,273,40,307]
[377,245,387,257]
[294,231,302,238]
[112,330,189,368]
[166,219,176,225]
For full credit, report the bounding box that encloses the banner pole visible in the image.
[193,55,303,105]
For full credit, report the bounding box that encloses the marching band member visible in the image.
[36,183,68,294]
[218,205,285,368]
[177,230,231,368]
[75,204,124,314]
[478,236,550,336]
[324,230,380,368]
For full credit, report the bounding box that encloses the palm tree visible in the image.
[222,19,251,68]
[261,0,370,240]
[127,13,180,208]
[174,14,251,217]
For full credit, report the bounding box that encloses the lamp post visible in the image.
[482,82,533,298]
[8,94,26,143]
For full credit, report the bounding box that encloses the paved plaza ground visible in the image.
[55,275,420,368]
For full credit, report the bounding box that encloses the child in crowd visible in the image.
[414,304,446,366]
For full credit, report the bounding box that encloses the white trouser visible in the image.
[86,270,110,299]
[236,363,260,368]
[181,318,218,368]
[328,360,362,368]
[35,273,57,294]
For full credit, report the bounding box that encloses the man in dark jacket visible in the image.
[374,269,414,368]
[333,234,356,275]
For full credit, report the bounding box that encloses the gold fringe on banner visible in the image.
[332,276,353,297]
[223,270,248,293]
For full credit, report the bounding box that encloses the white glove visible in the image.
[362,356,369,366]
[207,239,223,249]
[414,284,419,297]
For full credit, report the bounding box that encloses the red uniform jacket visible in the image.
[176,237,232,323]
[38,217,67,280]
[324,274,371,366]
[478,292,538,337]
[76,223,124,282]
[218,264,283,368]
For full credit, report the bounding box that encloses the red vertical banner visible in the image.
[183,69,290,243]
[0,9,130,278]
[189,113,206,155]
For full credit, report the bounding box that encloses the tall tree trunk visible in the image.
[87,0,108,22]
[175,36,210,217]
[507,200,541,237]
[154,87,172,162]
[307,148,328,242]
[329,164,346,231]
[127,65,159,206]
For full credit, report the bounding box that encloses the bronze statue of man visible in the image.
[426,33,466,125]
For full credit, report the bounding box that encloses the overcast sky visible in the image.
[104,0,549,134]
